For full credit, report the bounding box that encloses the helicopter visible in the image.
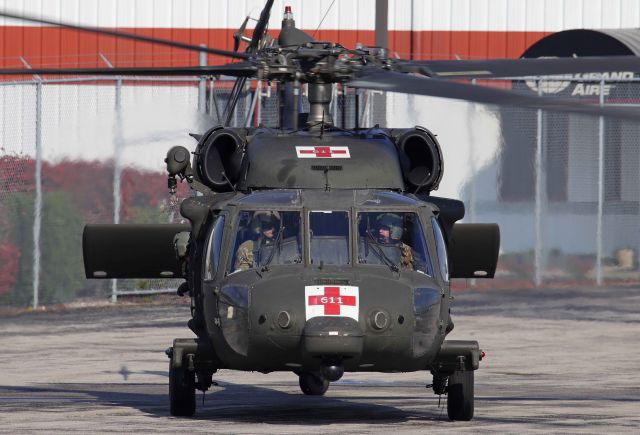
[4,0,640,422]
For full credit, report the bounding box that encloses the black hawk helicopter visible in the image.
[4,0,640,421]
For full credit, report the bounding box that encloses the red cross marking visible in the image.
[299,146,348,158]
[308,286,356,315]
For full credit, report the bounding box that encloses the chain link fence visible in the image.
[1,76,639,307]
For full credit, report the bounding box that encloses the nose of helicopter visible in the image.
[239,269,442,372]
[301,315,364,358]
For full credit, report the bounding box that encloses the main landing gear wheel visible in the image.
[169,360,196,417]
[299,372,330,396]
[447,370,474,421]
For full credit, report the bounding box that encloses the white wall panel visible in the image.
[487,0,508,32]
[152,0,172,28]
[469,0,490,31]
[41,0,60,21]
[506,0,526,32]
[525,0,544,31]
[581,0,603,28]
[342,0,358,33]
[299,0,322,31]
[413,0,432,33]
[430,0,452,31]
[97,0,116,27]
[389,0,412,31]
[171,0,190,28]
[231,0,250,33]
[620,0,640,27]
[4,0,640,32]
[451,0,470,31]
[116,0,135,28]
[0,0,25,26]
[543,0,563,32]
[356,0,374,31]
[77,0,98,27]
[315,0,341,31]
[207,0,229,29]
[132,0,152,27]
[190,0,208,29]
[60,0,79,23]
[601,0,622,28]
[23,0,40,18]
[562,0,583,29]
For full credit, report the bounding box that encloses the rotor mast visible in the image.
[279,5,333,130]
[307,83,333,127]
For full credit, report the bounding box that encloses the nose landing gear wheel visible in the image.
[169,360,196,416]
[299,372,330,396]
[447,369,474,421]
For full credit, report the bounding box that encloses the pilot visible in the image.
[373,213,414,270]
[234,212,280,271]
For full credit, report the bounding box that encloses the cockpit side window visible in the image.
[431,217,449,282]
[205,215,225,281]
[309,211,350,265]
[357,212,433,275]
[229,210,302,273]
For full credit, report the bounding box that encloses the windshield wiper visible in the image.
[261,226,284,272]
[365,230,400,272]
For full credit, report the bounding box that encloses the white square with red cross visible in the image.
[304,285,359,321]
[296,146,351,158]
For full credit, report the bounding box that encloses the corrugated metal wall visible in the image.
[2,0,640,68]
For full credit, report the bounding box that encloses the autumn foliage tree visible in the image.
[0,156,185,306]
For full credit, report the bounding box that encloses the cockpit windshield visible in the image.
[309,211,350,265]
[228,208,432,274]
[357,212,432,275]
[230,210,302,273]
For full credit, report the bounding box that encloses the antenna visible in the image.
[313,0,337,38]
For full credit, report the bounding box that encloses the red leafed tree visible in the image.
[0,242,20,295]
[0,156,182,303]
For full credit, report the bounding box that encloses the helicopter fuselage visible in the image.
[196,189,450,374]
[82,126,496,417]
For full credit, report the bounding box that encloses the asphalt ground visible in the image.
[0,285,639,434]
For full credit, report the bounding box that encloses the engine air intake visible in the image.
[195,127,245,191]
[395,127,444,193]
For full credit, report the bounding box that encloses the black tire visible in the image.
[447,370,474,421]
[299,372,330,396]
[169,360,196,417]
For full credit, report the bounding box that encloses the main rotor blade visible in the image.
[348,69,640,121]
[0,63,257,77]
[0,10,249,60]
[247,0,274,53]
[399,56,640,79]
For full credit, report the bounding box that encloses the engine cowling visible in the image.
[394,127,444,193]
[194,126,245,192]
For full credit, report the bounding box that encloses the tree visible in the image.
[6,191,85,306]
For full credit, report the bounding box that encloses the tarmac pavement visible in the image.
[0,285,639,433]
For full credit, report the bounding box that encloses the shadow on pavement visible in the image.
[0,381,445,425]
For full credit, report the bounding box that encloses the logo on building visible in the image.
[525,59,634,97]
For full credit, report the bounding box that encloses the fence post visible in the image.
[112,78,123,303]
[596,79,605,286]
[367,90,373,127]
[256,80,262,126]
[467,80,477,287]
[32,80,43,309]
[209,78,222,123]
[198,45,207,113]
[534,80,545,287]
[468,80,477,224]
[245,80,261,127]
